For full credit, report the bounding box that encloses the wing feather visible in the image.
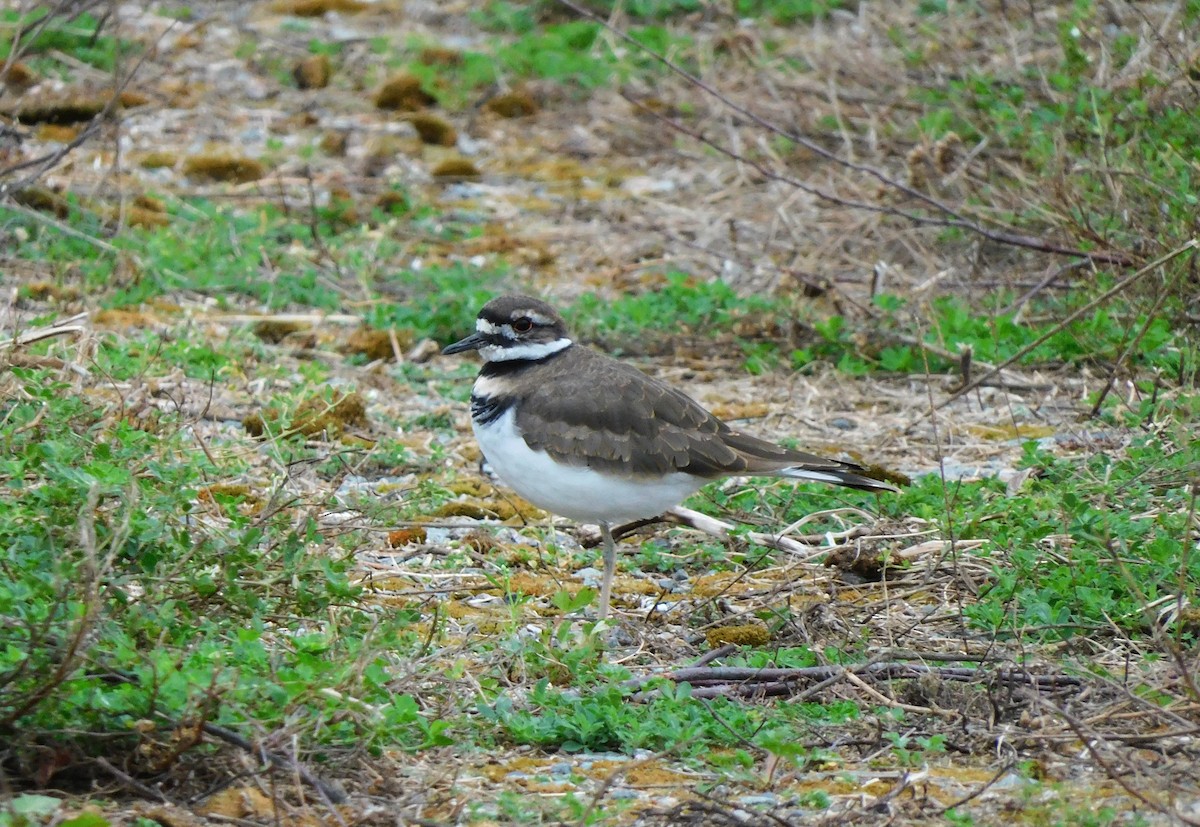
[513,347,885,486]
[514,349,743,476]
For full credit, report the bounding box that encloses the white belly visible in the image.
[473,408,705,524]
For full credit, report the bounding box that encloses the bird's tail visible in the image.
[779,465,900,493]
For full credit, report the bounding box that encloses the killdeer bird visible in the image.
[443,295,898,618]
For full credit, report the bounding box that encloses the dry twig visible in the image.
[200,722,348,808]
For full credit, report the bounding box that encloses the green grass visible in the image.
[8,193,1196,391]
[479,671,858,755]
[570,273,780,340]
[733,0,846,23]
[796,291,1187,379]
[707,407,1198,639]
[1,197,504,345]
[874,424,1200,637]
[958,428,1200,636]
[403,21,693,106]
[569,274,1194,385]
[0,9,136,75]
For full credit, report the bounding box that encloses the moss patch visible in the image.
[270,0,368,15]
[182,152,266,183]
[243,390,368,439]
[430,157,480,178]
[485,90,539,118]
[374,73,436,111]
[293,54,332,89]
[409,113,457,146]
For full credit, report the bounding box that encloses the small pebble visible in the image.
[575,567,603,587]
[829,417,857,430]
[992,771,1031,790]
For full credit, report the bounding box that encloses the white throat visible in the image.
[479,338,572,362]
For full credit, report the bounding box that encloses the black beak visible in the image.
[442,331,487,355]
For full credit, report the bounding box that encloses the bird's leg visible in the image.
[598,521,616,620]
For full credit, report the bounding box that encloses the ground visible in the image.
[1,1,1199,825]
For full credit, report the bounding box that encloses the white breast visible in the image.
[473,407,705,525]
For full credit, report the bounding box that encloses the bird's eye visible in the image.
[512,317,534,333]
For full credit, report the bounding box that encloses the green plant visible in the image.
[734,0,846,23]
[0,364,444,776]
[903,428,1200,636]
[882,730,946,766]
[571,273,784,342]
[0,9,135,74]
[479,676,858,754]
[404,20,692,108]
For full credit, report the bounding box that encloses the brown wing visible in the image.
[514,348,866,479]
[720,429,869,475]
[513,348,733,476]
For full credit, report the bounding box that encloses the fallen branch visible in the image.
[625,660,1081,702]
[94,756,171,803]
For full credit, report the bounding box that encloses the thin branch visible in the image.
[0,9,175,197]
[94,756,171,803]
[0,200,118,252]
[200,722,348,807]
[1087,275,1174,416]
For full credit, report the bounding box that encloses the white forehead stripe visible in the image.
[477,311,555,335]
[479,338,572,362]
